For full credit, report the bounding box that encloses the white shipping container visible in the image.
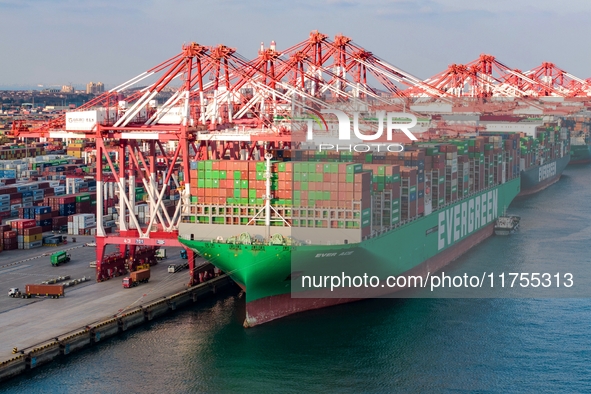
[65,109,116,131]
[155,106,185,125]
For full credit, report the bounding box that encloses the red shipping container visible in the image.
[11,219,36,230]
[24,226,43,236]
[3,230,17,238]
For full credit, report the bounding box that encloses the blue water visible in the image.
[2,166,590,393]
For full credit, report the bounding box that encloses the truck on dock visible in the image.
[50,251,71,266]
[122,268,151,288]
[8,285,65,298]
[168,262,189,273]
[155,248,167,260]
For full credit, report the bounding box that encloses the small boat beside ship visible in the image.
[494,214,521,235]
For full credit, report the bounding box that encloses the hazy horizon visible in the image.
[1,0,590,89]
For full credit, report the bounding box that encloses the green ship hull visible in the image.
[179,178,521,326]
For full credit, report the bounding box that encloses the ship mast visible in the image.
[264,152,272,239]
[246,151,291,237]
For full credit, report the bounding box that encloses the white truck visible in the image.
[167,262,189,273]
[8,288,21,297]
[156,248,167,260]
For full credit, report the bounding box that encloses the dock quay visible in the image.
[0,235,237,383]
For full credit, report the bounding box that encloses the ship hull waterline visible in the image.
[517,155,570,197]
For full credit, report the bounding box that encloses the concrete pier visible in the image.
[0,236,237,382]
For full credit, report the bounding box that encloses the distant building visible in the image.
[61,85,74,93]
[86,82,105,94]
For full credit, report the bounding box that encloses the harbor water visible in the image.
[1,165,590,393]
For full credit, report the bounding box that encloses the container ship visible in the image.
[564,115,591,164]
[481,119,571,197]
[178,134,523,327]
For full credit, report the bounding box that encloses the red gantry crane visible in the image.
[18,34,586,285]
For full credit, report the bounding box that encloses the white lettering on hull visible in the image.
[315,251,354,258]
[538,161,557,182]
[438,189,498,251]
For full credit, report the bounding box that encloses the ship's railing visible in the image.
[180,202,364,231]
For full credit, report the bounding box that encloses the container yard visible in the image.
[0,238,234,383]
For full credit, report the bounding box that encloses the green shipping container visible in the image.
[76,194,91,202]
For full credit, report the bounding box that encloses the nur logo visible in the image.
[305,109,418,141]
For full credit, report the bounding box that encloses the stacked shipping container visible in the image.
[9,219,42,249]
[185,138,527,239]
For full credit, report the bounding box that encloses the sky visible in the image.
[0,0,590,89]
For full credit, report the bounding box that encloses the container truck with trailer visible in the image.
[122,268,151,288]
[50,251,71,266]
[9,285,65,298]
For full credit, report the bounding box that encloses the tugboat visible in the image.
[494,214,521,236]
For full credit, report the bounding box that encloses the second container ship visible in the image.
[564,114,591,164]
[482,119,571,196]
